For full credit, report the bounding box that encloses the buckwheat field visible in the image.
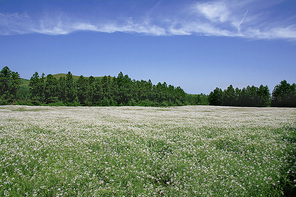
[0,105,295,196]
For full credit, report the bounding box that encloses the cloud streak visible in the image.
[0,0,295,41]
[194,1,230,23]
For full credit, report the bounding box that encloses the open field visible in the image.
[0,105,295,196]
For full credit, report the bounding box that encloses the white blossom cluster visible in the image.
[0,105,295,196]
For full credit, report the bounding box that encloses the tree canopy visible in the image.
[1,67,191,106]
[208,84,271,107]
[208,82,296,107]
[0,66,21,104]
[1,66,295,107]
[271,80,296,107]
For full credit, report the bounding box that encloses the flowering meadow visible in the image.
[0,105,295,196]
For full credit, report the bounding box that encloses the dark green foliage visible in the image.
[186,94,209,105]
[44,74,58,103]
[76,75,89,105]
[209,84,271,107]
[223,85,236,106]
[2,66,295,107]
[272,80,296,107]
[240,86,258,107]
[57,76,67,103]
[257,85,271,107]
[208,87,223,105]
[114,72,133,105]
[5,67,187,106]
[65,71,77,104]
[29,72,45,103]
[0,66,21,103]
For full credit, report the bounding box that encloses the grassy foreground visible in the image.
[0,105,295,196]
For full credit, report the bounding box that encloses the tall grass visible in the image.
[0,105,295,196]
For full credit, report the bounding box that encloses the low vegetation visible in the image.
[0,105,295,196]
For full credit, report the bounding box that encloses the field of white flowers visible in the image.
[0,105,295,196]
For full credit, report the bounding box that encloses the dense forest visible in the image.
[208,81,296,107]
[208,85,271,107]
[0,66,207,106]
[0,66,295,107]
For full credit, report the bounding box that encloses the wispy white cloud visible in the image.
[194,1,230,23]
[0,12,167,36]
[184,0,296,40]
[245,26,296,40]
[0,0,295,41]
[0,13,34,35]
[233,10,248,33]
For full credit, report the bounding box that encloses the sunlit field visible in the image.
[0,105,295,196]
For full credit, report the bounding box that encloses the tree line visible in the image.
[28,71,188,106]
[208,81,296,107]
[1,66,198,106]
[1,66,295,107]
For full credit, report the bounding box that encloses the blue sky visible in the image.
[0,0,295,94]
